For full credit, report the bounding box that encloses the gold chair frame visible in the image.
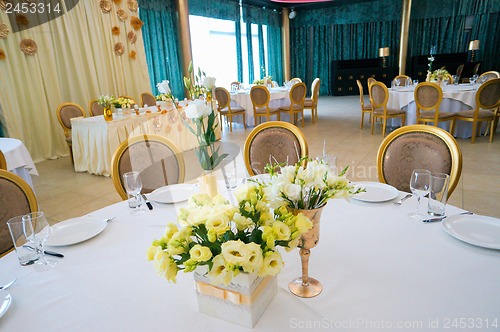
[243,121,308,177]
[280,82,307,127]
[215,87,247,132]
[0,150,6,170]
[250,85,280,126]
[111,134,186,200]
[414,82,456,134]
[289,77,302,85]
[376,125,462,197]
[357,79,372,129]
[369,81,406,136]
[141,92,157,107]
[304,78,320,123]
[394,74,411,86]
[479,71,500,81]
[0,169,39,257]
[56,102,85,164]
[88,99,104,117]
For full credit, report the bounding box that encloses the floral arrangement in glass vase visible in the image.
[96,95,115,108]
[112,97,134,109]
[147,184,313,285]
[430,67,450,82]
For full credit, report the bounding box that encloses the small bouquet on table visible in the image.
[97,95,114,121]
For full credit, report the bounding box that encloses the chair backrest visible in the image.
[0,170,38,256]
[56,102,85,134]
[356,80,366,108]
[111,135,185,200]
[289,77,302,85]
[289,82,307,108]
[0,150,6,170]
[394,75,411,86]
[214,87,231,111]
[473,63,480,75]
[244,121,308,176]
[141,92,156,107]
[230,81,241,91]
[414,82,443,115]
[476,78,500,112]
[250,85,270,109]
[369,81,389,115]
[310,78,320,101]
[367,77,376,86]
[479,71,500,82]
[456,64,464,78]
[89,99,104,117]
[377,125,462,197]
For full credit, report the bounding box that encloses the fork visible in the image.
[0,278,17,290]
[104,217,116,222]
[393,193,412,205]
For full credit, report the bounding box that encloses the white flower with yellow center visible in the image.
[189,244,213,262]
[221,240,251,266]
[258,251,283,277]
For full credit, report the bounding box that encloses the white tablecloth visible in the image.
[1,183,498,331]
[71,108,216,177]
[387,84,480,138]
[0,138,38,189]
[230,87,290,126]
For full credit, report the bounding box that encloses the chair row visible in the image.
[214,78,320,132]
[357,78,500,143]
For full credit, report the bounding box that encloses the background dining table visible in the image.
[1,179,498,331]
[0,137,38,189]
[387,83,480,138]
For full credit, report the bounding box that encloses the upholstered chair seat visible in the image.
[455,110,494,119]
[419,110,454,119]
[414,82,456,135]
[89,99,104,117]
[215,87,247,132]
[250,86,280,126]
[279,83,307,127]
[56,102,85,165]
[373,108,405,115]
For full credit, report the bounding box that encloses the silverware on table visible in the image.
[23,245,64,258]
[142,194,153,210]
[104,217,117,222]
[422,211,473,223]
[393,193,412,205]
[0,278,16,290]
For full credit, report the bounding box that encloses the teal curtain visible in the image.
[471,12,500,71]
[246,23,254,83]
[257,25,266,78]
[235,21,243,82]
[139,1,184,98]
[188,0,240,21]
[267,26,283,85]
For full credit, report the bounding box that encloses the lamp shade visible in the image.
[379,47,390,57]
[469,40,480,51]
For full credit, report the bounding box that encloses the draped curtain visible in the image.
[0,1,150,161]
[471,12,500,71]
[139,0,184,98]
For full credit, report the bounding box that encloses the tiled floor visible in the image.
[33,95,500,225]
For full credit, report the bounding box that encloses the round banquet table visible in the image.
[0,180,498,331]
[0,137,38,189]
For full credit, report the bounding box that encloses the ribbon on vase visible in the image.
[195,275,273,305]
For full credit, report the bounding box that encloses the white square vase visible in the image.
[193,267,277,328]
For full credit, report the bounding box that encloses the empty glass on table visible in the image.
[23,212,54,271]
[123,171,145,215]
[428,173,450,217]
[408,169,431,220]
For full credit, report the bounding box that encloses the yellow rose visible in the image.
[189,244,213,262]
[233,212,254,231]
[167,227,192,255]
[153,247,178,282]
[146,245,159,261]
[207,254,234,285]
[272,220,291,241]
[241,242,263,273]
[286,237,300,251]
[221,240,250,266]
[206,214,230,236]
[258,251,283,277]
[163,223,178,241]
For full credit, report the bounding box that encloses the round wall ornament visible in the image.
[117,8,127,21]
[0,23,9,38]
[114,42,124,56]
[20,39,37,55]
[130,16,143,30]
[0,48,6,60]
[127,0,138,12]
[100,0,111,13]
[127,31,137,44]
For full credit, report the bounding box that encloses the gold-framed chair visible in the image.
[414,82,456,134]
[279,82,307,127]
[473,63,481,76]
[0,150,6,170]
[394,74,411,86]
[214,87,247,132]
[367,77,376,86]
[376,125,462,197]
[250,85,280,126]
[56,102,85,164]
[0,169,38,256]
[454,78,500,143]
[455,64,464,79]
[304,78,320,123]
[111,134,186,200]
[243,121,308,176]
[289,77,302,85]
[88,99,104,117]
[479,71,500,82]
[369,81,406,136]
[141,92,156,107]
[357,79,372,129]
[230,81,241,91]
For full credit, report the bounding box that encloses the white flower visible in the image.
[156,80,171,94]
[185,99,211,119]
[203,76,216,90]
[283,183,301,201]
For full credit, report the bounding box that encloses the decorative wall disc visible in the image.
[20,39,37,55]
[0,49,5,60]
[127,0,138,12]
[112,26,120,36]
[117,8,128,21]
[0,0,11,11]
[129,50,136,59]
[130,16,143,30]
[100,0,111,13]
[114,42,124,56]
[113,0,122,4]
[127,31,137,44]
[0,23,9,38]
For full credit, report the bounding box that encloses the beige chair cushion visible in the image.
[90,101,104,117]
[419,111,454,119]
[362,103,372,110]
[141,93,156,107]
[374,108,405,115]
[248,127,302,175]
[279,104,304,111]
[382,131,452,192]
[60,105,84,128]
[304,99,314,107]
[456,110,495,119]
[255,107,279,114]
[416,85,440,108]
[220,106,245,114]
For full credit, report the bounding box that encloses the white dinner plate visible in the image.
[442,214,500,249]
[352,182,399,203]
[248,173,272,183]
[46,217,107,247]
[150,184,198,204]
[0,290,12,319]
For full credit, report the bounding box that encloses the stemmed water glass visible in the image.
[123,171,145,215]
[395,78,401,88]
[408,169,431,220]
[23,212,54,271]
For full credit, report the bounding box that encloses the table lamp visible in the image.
[469,40,480,62]
[379,47,390,68]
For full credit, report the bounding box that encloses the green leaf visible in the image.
[188,61,193,74]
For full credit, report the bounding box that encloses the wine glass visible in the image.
[408,169,431,220]
[123,171,145,215]
[395,78,401,88]
[23,212,55,271]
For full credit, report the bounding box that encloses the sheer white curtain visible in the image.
[0,1,151,161]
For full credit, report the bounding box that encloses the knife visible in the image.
[23,245,64,258]
[142,194,153,210]
[422,211,473,223]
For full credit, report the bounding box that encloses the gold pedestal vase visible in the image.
[103,106,113,121]
[288,206,324,298]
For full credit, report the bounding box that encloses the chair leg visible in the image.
[471,121,478,143]
[277,112,280,121]
[489,120,495,142]
[301,111,304,127]
[476,121,482,137]
[402,114,406,127]
[449,119,456,136]
[254,115,257,127]
[229,115,233,132]
[382,118,387,137]
[371,115,376,135]
[243,114,247,129]
[360,111,364,129]
[290,113,294,125]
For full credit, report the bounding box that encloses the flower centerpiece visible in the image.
[155,80,173,101]
[97,95,115,121]
[430,67,451,82]
[112,97,134,109]
[426,45,437,82]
